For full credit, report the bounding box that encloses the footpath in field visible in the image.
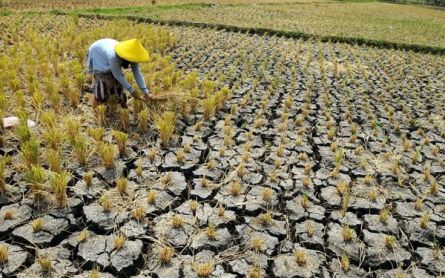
[0,12,445,278]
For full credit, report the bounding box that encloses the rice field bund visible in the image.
[0,1,445,278]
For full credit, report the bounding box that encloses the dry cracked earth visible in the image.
[1,21,445,278]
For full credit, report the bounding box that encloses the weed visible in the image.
[116,177,128,194]
[159,246,173,264]
[114,233,126,250]
[32,217,44,232]
[112,130,128,157]
[155,111,176,147]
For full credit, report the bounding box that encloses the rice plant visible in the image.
[0,157,8,192]
[138,108,150,133]
[114,233,126,250]
[87,127,105,143]
[116,177,128,194]
[159,246,173,264]
[50,171,70,207]
[32,217,44,232]
[46,149,62,173]
[118,108,130,130]
[0,244,8,265]
[112,130,128,157]
[97,143,115,169]
[20,138,40,168]
[96,105,107,126]
[155,111,176,147]
[72,135,88,167]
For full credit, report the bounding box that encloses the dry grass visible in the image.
[159,246,174,263]
[0,244,8,264]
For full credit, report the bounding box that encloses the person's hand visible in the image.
[132,91,145,100]
[144,93,155,100]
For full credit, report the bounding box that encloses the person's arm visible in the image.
[131,63,149,95]
[109,57,135,94]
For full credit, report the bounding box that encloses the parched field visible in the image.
[0,5,445,278]
[0,0,328,11]
[79,1,445,49]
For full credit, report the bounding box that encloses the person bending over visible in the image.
[86,38,153,108]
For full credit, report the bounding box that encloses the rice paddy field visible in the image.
[0,1,445,278]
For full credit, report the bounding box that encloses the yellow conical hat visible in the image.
[115,39,150,63]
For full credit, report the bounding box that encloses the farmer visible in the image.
[86,38,153,108]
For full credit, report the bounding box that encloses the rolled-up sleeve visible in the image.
[109,57,135,94]
[131,63,149,94]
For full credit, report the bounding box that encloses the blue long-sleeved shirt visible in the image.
[86,38,148,94]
